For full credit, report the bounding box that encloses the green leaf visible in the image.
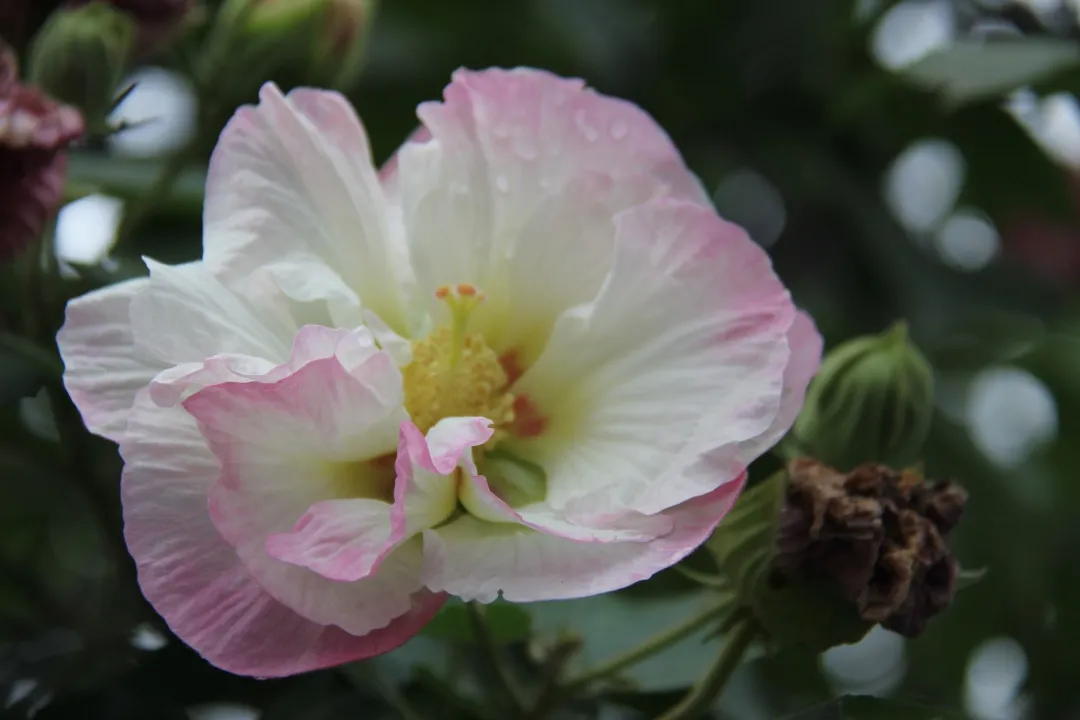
[527,592,730,692]
[784,695,963,719]
[902,39,1080,106]
[421,598,532,644]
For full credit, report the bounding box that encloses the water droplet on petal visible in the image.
[495,175,510,192]
[574,108,599,141]
[610,122,628,140]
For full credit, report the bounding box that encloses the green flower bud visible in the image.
[309,0,377,90]
[27,2,135,133]
[212,0,376,92]
[791,321,933,472]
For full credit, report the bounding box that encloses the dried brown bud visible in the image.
[0,48,84,262]
[774,458,967,637]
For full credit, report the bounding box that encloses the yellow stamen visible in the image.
[402,285,515,442]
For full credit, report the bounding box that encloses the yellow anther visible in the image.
[402,284,515,443]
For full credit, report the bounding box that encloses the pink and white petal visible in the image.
[150,325,381,407]
[738,310,822,457]
[262,418,479,583]
[422,416,494,474]
[394,419,482,533]
[510,199,797,516]
[235,532,429,638]
[183,345,402,467]
[183,353,425,635]
[483,175,622,358]
[266,498,396,581]
[184,355,405,549]
[203,83,409,332]
[120,391,440,677]
[363,309,413,366]
[57,277,166,442]
[238,254,366,331]
[131,259,294,366]
[421,474,745,602]
[398,68,708,335]
[442,68,709,229]
[458,469,673,541]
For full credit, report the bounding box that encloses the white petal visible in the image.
[204,84,410,332]
[58,277,165,442]
[421,478,742,602]
[131,259,293,366]
[396,68,709,341]
[509,199,797,515]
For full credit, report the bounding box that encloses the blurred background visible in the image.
[4,0,1080,718]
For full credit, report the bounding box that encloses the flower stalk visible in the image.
[564,602,731,690]
[656,616,759,720]
[466,602,528,715]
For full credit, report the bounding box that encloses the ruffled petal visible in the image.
[397,67,708,344]
[203,84,409,331]
[148,324,379,407]
[57,277,164,442]
[739,310,822,456]
[180,331,424,637]
[261,418,475,583]
[131,259,294,365]
[422,475,744,602]
[121,390,440,677]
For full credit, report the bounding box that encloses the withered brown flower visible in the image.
[0,47,84,262]
[774,458,967,637]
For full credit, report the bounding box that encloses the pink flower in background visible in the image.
[0,47,84,262]
[58,68,821,676]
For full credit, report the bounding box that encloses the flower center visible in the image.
[402,284,516,443]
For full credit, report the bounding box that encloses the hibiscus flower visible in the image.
[58,68,821,676]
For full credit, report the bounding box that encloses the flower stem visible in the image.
[655,616,759,720]
[465,602,528,714]
[564,602,729,691]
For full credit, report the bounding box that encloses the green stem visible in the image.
[565,602,729,690]
[655,616,759,720]
[466,602,528,714]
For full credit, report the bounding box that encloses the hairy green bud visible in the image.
[212,0,377,93]
[28,3,134,132]
[792,321,933,472]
